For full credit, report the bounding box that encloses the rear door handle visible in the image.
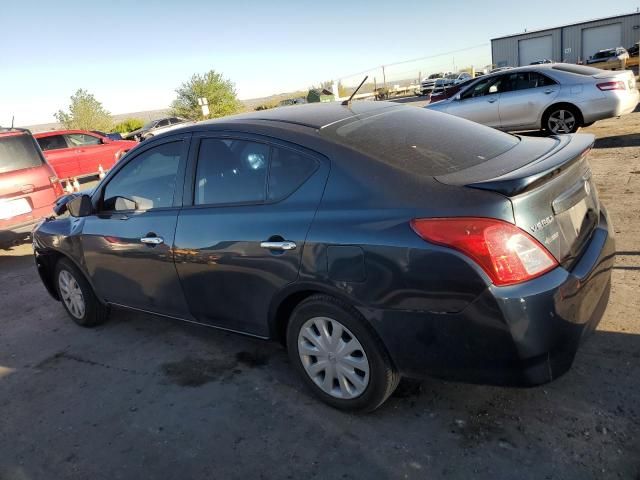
[544,89,556,94]
[260,241,296,251]
[140,236,164,245]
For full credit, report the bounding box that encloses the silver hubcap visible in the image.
[548,109,576,134]
[297,317,370,399]
[58,270,85,319]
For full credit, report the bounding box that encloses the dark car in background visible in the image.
[33,102,613,411]
[1,128,63,246]
[91,130,124,141]
[123,116,187,141]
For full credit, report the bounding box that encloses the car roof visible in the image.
[198,101,400,130]
[34,129,100,137]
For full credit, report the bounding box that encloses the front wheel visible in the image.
[544,106,581,135]
[55,258,109,327]
[286,295,400,412]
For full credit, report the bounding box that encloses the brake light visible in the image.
[410,217,558,286]
[596,81,625,91]
[49,175,64,197]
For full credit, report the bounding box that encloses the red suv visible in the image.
[34,130,137,181]
[0,128,64,246]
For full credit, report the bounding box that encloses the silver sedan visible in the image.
[426,63,639,134]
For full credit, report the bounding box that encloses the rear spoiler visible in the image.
[464,134,594,197]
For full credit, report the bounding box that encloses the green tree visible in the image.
[170,70,243,120]
[55,89,113,131]
[113,118,144,134]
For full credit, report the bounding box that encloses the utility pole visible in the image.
[382,65,386,88]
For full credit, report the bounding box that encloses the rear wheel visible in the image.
[286,295,400,412]
[544,105,581,135]
[55,258,108,327]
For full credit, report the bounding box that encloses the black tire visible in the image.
[54,258,109,327]
[286,294,400,412]
[543,105,581,135]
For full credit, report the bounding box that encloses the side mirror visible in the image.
[67,194,93,217]
[488,85,498,94]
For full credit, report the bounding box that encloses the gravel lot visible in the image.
[1,109,639,480]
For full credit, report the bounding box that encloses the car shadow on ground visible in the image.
[594,133,640,149]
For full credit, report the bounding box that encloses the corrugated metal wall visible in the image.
[491,13,640,67]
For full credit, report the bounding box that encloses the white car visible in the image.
[426,63,639,134]
[141,119,195,141]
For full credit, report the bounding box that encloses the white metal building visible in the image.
[491,12,640,67]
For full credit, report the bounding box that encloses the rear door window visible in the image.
[0,134,44,173]
[195,139,268,205]
[37,135,69,151]
[65,133,101,146]
[321,107,519,176]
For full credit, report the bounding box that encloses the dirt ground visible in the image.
[0,110,639,480]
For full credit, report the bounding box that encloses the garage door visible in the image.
[582,23,622,60]
[518,36,553,66]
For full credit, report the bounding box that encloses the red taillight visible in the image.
[49,175,64,197]
[410,217,558,286]
[596,81,625,91]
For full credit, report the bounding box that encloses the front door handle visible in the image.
[487,97,497,103]
[260,241,296,251]
[140,236,164,245]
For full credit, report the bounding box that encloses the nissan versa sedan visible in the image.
[427,63,638,134]
[32,102,614,411]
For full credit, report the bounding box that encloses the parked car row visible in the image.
[426,63,638,134]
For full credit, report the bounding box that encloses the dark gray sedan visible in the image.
[33,102,614,411]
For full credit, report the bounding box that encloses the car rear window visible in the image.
[0,134,44,174]
[552,64,601,76]
[320,107,519,176]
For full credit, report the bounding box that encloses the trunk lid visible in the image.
[435,134,599,268]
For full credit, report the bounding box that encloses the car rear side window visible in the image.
[102,141,182,211]
[195,139,268,206]
[0,134,43,173]
[66,133,101,146]
[321,107,519,176]
[37,135,68,151]
[268,147,318,201]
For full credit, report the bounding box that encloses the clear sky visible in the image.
[1,0,638,126]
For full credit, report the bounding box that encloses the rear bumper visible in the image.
[363,209,615,386]
[0,207,51,245]
[582,88,639,122]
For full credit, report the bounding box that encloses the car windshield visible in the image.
[320,107,519,176]
[592,50,615,59]
[0,133,43,174]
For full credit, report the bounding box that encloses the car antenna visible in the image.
[341,75,368,106]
